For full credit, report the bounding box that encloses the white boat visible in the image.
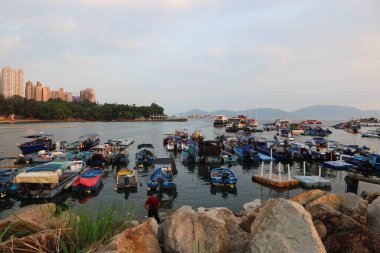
[361,130,380,138]
[15,161,86,199]
[166,140,188,151]
[213,115,228,127]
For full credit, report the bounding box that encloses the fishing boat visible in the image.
[15,161,86,199]
[233,145,252,162]
[210,168,237,188]
[0,169,21,198]
[368,154,380,171]
[305,137,335,160]
[181,144,201,163]
[72,167,103,192]
[147,167,176,191]
[191,130,205,141]
[274,129,295,142]
[135,144,156,167]
[220,151,238,163]
[17,134,56,155]
[288,142,313,160]
[198,141,223,164]
[361,130,380,138]
[341,155,371,168]
[110,144,130,165]
[255,139,289,162]
[116,169,138,189]
[79,133,100,151]
[166,138,188,151]
[213,115,228,127]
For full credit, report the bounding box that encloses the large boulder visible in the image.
[0,203,56,238]
[290,189,327,206]
[243,199,261,211]
[250,198,326,253]
[99,218,160,253]
[0,230,62,253]
[307,203,380,253]
[367,196,380,237]
[338,193,368,225]
[305,193,342,210]
[158,206,252,253]
[361,191,380,203]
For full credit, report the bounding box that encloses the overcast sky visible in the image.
[1,0,379,114]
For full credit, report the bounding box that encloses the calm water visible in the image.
[1,119,380,219]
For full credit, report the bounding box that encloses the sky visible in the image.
[1,0,379,115]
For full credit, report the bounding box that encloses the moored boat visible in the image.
[147,166,176,191]
[15,161,86,199]
[210,168,237,188]
[0,168,21,198]
[17,134,56,155]
[213,115,228,127]
[79,133,100,151]
[116,169,138,189]
[72,167,103,192]
[136,144,156,167]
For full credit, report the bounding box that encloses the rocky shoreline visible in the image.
[1,190,379,253]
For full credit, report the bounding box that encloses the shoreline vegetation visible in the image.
[0,95,175,122]
[1,190,379,252]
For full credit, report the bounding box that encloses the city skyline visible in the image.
[1,1,379,114]
[1,66,96,103]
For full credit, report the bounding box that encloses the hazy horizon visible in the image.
[1,0,379,114]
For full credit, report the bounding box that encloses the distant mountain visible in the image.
[210,110,236,117]
[238,108,290,120]
[180,109,210,116]
[177,105,380,120]
[290,105,363,120]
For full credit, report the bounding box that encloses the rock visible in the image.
[239,208,260,233]
[197,207,206,213]
[364,192,380,203]
[313,220,327,240]
[0,230,62,253]
[368,196,380,236]
[250,198,326,253]
[307,203,380,253]
[305,193,342,210]
[99,218,160,253]
[158,206,251,253]
[129,220,140,227]
[243,199,261,211]
[0,203,56,238]
[290,189,327,206]
[338,193,368,225]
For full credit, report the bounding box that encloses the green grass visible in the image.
[57,203,135,253]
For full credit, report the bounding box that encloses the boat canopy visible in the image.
[79,133,99,139]
[23,134,54,139]
[137,143,154,149]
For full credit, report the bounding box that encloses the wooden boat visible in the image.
[72,168,103,192]
[15,161,86,199]
[17,134,56,155]
[210,168,237,188]
[0,168,21,198]
[116,169,137,189]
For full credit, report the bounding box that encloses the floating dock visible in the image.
[294,175,331,188]
[323,161,353,170]
[252,174,300,188]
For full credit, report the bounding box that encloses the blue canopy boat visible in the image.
[341,155,371,168]
[79,133,100,151]
[210,168,237,188]
[233,145,252,162]
[17,134,56,155]
[0,169,21,198]
[147,166,176,191]
[135,144,156,167]
[368,154,380,171]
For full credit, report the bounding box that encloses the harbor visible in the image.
[1,118,380,220]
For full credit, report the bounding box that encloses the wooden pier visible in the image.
[252,162,300,188]
[252,174,300,188]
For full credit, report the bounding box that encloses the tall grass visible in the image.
[57,203,135,253]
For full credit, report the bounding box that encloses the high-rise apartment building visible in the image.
[34,81,42,101]
[42,87,50,101]
[0,66,24,97]
[64,92,72,102]
[80,88,96,103]
[25,81,34,100]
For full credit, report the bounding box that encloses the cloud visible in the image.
[0,35,28,54]
[256,44,295,65]
[211,47,228,57]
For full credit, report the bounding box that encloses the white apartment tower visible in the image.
[0,66,24,97]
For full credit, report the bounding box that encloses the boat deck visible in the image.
[323,161,353,170]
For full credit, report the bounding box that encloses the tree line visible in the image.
[0,95,165,121]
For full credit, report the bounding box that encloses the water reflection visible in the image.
[210,186,237,198]
[71,182,104,204]
[116,187,138,199]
